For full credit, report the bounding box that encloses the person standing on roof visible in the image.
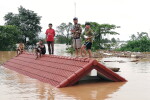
[81,22,93,58]
[71,17,82,57]
[45,23,55,55]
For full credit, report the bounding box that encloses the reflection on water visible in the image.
[57,82,125,100]
[101,57,150,100]
[1,44,150,100]
[0,51,16,64]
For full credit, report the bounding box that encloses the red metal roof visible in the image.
[3,53,126,88]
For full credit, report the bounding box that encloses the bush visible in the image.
[117,36,150,52]
[66,47,74,54]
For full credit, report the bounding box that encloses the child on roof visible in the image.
[35,40,46,59]
[16,42,24,56]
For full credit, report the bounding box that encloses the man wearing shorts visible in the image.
[81,22,93,58]
[71,17,82,57]
[45,23,55,54]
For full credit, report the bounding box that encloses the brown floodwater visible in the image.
[1,44,150,100]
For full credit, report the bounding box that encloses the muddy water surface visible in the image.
[1,44,150,100]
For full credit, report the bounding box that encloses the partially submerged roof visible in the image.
[3,53,126,88]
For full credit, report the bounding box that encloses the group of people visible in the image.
[35,23,55,59]
[16,17,93,58]
[71,17,93,58]
[16,40,46,59]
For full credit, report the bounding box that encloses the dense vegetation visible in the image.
[117,32,150,52]
[0,25,20,50]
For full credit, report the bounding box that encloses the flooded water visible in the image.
[1,44,150,100]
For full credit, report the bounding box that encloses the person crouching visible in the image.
[16,42,24,56]
[35,40,46,59]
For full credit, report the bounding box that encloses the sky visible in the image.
[1,0,150,40]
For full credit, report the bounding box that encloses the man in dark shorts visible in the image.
[45,23,55,54]
[35,40,46,59]
[81,22,93,58]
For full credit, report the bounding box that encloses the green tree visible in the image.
[4,6,42,45]
[137,32,149,40]
[111,37,117,43]
[130,34,136,41]
[0,25,20,50]
[130,32,149,41]
[56,22,73,44]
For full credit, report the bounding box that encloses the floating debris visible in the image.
[109,67,120,72]
[93,50,150,58]
[130,60,139,62]
[103,60,126,63]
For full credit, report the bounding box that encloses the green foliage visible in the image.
[111,37,117,43]
[117,32,150,52]
[66,47,74,54]
[0,25,20,50]
[55,35,68,44]
[4,6,42,45]
[56,22,73,45]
